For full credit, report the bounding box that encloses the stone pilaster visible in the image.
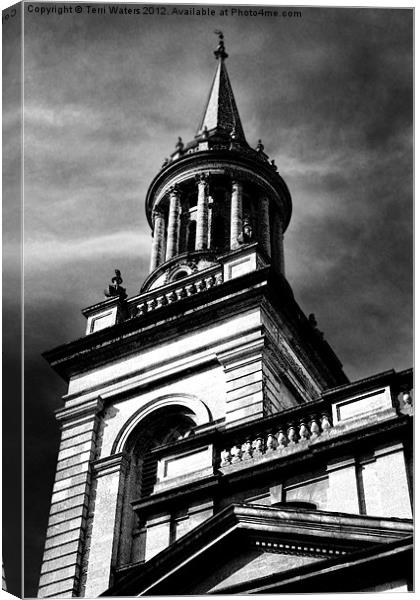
[195,173,210,251]
[165,185,181,260]
[218,338,266,427]
[258,196,271,257]
[149,209,166,272]
[38,398,103,598]
[271,212,285,275]
[230,180,243,250]
[82,453,129,597]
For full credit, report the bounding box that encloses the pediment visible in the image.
[104,503,412,596]
[188,543,325,594]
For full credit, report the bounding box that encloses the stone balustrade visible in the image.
[130,270,223,318]
[219,410,333,468]
[218,370,414,470]
[122,371,413,495]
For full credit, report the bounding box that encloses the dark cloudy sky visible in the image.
[2,3,413,596]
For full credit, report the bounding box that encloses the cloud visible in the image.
[23,230,150,269]
[15,7,412,597]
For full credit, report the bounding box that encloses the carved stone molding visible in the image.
[254,540,348,557]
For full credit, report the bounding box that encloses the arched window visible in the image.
[132,407,196,497]
[115,406,197,565]
[172,269,189,282]
[111,398,211,568]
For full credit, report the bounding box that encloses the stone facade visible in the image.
[38,35,413,597]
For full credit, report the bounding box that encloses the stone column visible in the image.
[230,180,243,250]
[258,196,271,257]
[165,185,181,261]
[271,212,285,275]
[149,209,166,272]
[195,173,209,251]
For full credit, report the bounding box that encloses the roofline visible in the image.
[103,502,413,596]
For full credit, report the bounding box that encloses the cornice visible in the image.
[145,150,292,229]
[104,502,412,596]
[216,536,413,594]
[42,267,271,381]
[55,396,104,426]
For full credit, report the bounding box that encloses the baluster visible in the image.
[402,390,413,406]
[137,303,147,315]
[241,439,253,460]
[231,445,243,463]
[309,415,321,438]
[287,423,298,445]
[205,275,215,288]
[266,432,278,452]
[220,449,231,467]
[147,298,157,311]
[176,287,187,300]
[156,295,167,308]
[167,291,177,304]
[252,436,264,457]
[320,413,332,433]
[277,428,288,449]
[196,279,206,292]
[298,420,310,443]
[215,273,223,285]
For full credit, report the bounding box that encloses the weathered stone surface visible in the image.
[145,517,171,561]
[57,440,94,462]
[54,462,91,482]
[51,483,89,505]
[44,537,82,561]
[50,493,89,515]
[326,458,359,514]
[60,421,97,441]
[59,431,95,450]
[53,471,91,493]
[361,446,412,518]
[41,551,82,575]
[45,527,82,550]
[56,450,94,472]
[39,563,80,586]
[47,508,87,529]
[38,579,76,598]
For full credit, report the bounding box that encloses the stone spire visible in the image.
[197,32,246,142]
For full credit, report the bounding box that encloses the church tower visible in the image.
[38,34,412,597]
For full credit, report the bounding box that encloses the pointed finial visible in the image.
[214,30,228,60]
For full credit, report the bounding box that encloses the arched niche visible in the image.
[112,395,212,455]
[111,395,212,566]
